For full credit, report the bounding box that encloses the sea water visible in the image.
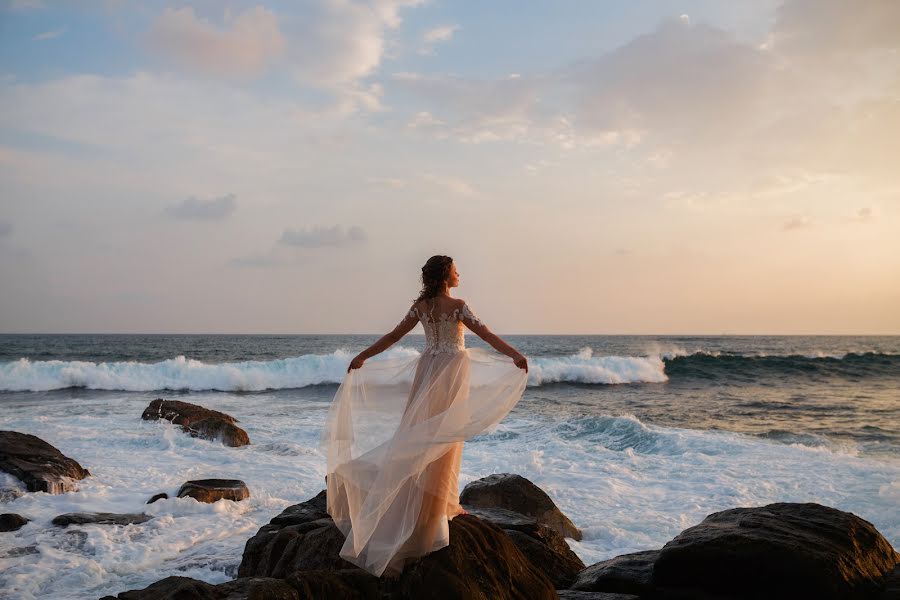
[1,334,898,599]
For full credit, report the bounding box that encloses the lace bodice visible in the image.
[408,301,484,355]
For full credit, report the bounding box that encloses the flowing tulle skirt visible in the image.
[319,347,528,577]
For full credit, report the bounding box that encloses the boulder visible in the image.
[569,549,659,597]
[147,492,168,504]
[52,512,153,527]
[650,502,900,600]
[141,399,250,447]
[460,473,582,540]
[0,513,30,532]
[878,564,900,600]
[238,490,355,578]
[101,575,299,599]
[397,513,557,600]
[177,479,250,503]
[465,505,584,588]
[557,593,641,600]
[239,489,557,599]
[0,430,90,493]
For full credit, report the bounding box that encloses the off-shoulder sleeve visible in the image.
[460,302,485,329]
[395,304,419,329]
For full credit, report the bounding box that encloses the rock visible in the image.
[651,502,900,600]
[460,473,582,540]
[465,505,585,588]
[286,570,382,600]
[0,513,29,532]
[878,564,900,600]
[238,490,354,578]
[556,592,641,600]
[103,575,301,599]
[141,399,250,447]
[177,479,250,503]
[569,549,660,597]
[103,573,385,600]
[147,492,168,504]
[51,512,153,527]
[398,514,557,599]
[1,545,39,558]
[239,489,557,599]
[0,430,90,493]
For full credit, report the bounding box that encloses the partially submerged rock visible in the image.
[567,501,900,600]
[651,502,900,600]
[52,512,153,527]
[460,472,582,540]
[177,479,249,503]
[141,399,250,447]
[0,430,90,494]
[569,549,659,596]
[146,493,168,504]
[0,513,29,532]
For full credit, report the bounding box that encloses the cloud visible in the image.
[423,24,457,44]
[278,225,367,248]
[782,215,813,231]
[419,24,458,55]
[0,221,12,236]
[145,6,285,78]
[33,27,65,41]
[165,194,236,220]
[420,173,476,197]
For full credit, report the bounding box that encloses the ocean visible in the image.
[1,334,898,599]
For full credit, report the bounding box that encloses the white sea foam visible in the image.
[0,347,670,392]
[1,392,897,599]
[528,347,668,385]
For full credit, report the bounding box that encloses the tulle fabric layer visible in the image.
[319,347,528,577]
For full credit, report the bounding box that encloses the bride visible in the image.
[320,254,529,578]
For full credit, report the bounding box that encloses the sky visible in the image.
[0,0,898,335]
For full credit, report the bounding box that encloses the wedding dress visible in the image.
[320,299,528,577]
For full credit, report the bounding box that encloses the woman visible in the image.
[320,255,529,578]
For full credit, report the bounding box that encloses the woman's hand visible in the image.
[513,353,528,372]
[347,355,366,372]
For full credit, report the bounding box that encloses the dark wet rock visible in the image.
[238,490,352,578]
[556,592,641,600]
[569,549,659,596]
[0,512,29,532]
[101,575,300,600]
[147,492,168,504]
[397,513,557,599]
[465,505,584,588]
[878,564,900,600]
[51,512,153,527]
[0,430,90,494]
[460,472,582,540]
[651,502,900,600]
[177,479,249,503]
[141,399,250,447]
[102,573,384,600]
[239,489,557,599]
[286,570,381,600]
[1,544,39,558]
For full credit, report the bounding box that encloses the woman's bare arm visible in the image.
[348,306,418,371]
[460,302,528,371]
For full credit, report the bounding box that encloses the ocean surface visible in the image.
[1,334,898,599]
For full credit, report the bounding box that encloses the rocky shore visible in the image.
[1,399,898,599]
